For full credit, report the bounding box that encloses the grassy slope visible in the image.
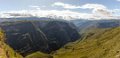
[25,52,53,58]
[53,27,120,58]
[0,29,23,58]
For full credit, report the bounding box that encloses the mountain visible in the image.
[0,20,80,56]
[1,17,120,58]
[0,17,66,22]
[71,19,120,33]
[52,27,120,58]
[0,29,23,58]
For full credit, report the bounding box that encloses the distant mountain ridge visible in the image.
[71,19,120,33]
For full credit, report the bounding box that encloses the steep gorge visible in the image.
[0,20,80,56]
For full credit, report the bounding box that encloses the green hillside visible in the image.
[53,27,120,58]
[1,24,120,58]
[25,52,53,58]
[0,29,23,58]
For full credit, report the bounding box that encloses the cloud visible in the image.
[52,2,111,16]
[117,0,120,2]
[80,3,111,17]
[52,2,106,10]
[0,8,119,20]
[29,5,39,8]
[52,2,81,9]
[41,6,46,7]
[0,3,120,20]
[80,4,106,10]
[93,9,111,16]
[0,9,94,20]
[53,2,118,19]
[29,5,40,10]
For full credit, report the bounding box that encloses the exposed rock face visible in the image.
[34,21,80,51]
[0,29,23,58]
[0,20,80,56]
[2,22,49,56]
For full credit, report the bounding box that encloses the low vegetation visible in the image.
[25,52,53,58]
[0,29,23,58]
[53,27,120,58]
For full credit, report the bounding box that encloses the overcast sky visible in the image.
[0,0,120,20]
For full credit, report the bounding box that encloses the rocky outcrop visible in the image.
[0,20,80,56]
[0,29,23,58]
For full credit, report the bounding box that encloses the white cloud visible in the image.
[80,3,111,17]
[29,5,39,8]
[117,0,120,2]
[80,4,106,10]
[0,2,120,20]
[41,6,46,7]
[52,2,106,10]
[29,5,40,10]
[0,9,94,20]
[52,2,120,19]
[52,2,81,9]
[93,9,111,16]
[0,9,120,20]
